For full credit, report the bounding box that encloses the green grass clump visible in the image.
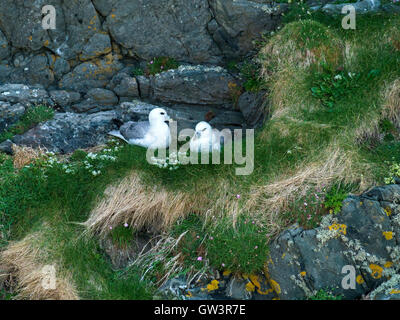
[323,183,355,214]
[308,289,343,300]
[171,214,270,275]
[109,224,136,249]
[0,105,55,143]
[146,57,179,76]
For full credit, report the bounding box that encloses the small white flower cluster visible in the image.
[40,143,122,177]
[82,146,121,177]
[149,151,185,170]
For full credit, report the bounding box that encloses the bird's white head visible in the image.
[194,121,212,138]
[149,108,171,125]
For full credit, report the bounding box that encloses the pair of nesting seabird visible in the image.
[108,108,221,152]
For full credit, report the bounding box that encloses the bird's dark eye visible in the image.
[160,112,165,115]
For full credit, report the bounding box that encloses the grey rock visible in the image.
[0,101,25,133]
[12,111,117,153]
[59,57,123,93]
[0,0,103,61]
[0,65,12,84]
[266,227,308,300]
[49,90,81,110]
[50,56,71,80]
[318,0,381,14]
[209,0,287,59]
[0,139,13,155]
[72,88,118,113]
[136,76,151,98]
[0,29,9,61]
[80,33,112,61]
[152,65,238,108]
[0,84,49,106]
[104,0,222,64]
[225,277,252,300]
[108,72,139,98]
[238,91,268,127]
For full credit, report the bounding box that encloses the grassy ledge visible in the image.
[1,12,400,299]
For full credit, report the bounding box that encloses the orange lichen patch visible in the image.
[222,270,231,277]
[206,280,219,292]
[370,264,383,279]
[300,271,306,277]
[186,291,193,298]
[384,207,392,217]
[383,231,393,240]
[43,40,49,46]
[384,261,394,268]
[356,275,364,284]
[111,14,116,18]
[28,36,32,41]
[245,281,255,292]
[328,223,347,235]
[269,279,281,295]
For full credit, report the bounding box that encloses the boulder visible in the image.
[59,55,123,93]
[0,102,25,133]
[0,84,50,106]
[49,90,81,111]
[80,33,112,61]
[11,111,117,153]
[152,65,238,108]
[72,88,118,113]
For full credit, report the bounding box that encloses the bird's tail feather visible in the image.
[108,131,128,143]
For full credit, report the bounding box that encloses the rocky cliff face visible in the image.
[0,0,285,151]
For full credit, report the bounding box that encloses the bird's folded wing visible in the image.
[120,121,150,140]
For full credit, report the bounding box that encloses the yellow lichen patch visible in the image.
[43,40,49,46]
[390,289,400,294]
[245,281,255,292]
[269,279,281,295]
[111,14,116,18]
[370,264,383,279]
[222,270,231,277]
[383,231,393,240]
[356,275,364,284]
[328,223,347,235]
[300,271,306,277]
[384,261,394,268]
[186,291,193,298]
[206,280,219,292]
[384,207,392,216]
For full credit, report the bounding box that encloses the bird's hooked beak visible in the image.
[164,115,172,125]
[195,131,201,138]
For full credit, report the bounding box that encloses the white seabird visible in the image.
[190,121,222,153]
[109,108,171,149]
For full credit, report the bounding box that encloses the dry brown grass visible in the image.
[84,172,193,235]
[355,78,400,148]
[244,146,370,237]
[12,145,47,169]
[83,171,241,236]
[382,79,400,130]
[0,234,79,300]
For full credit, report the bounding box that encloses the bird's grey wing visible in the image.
[120,121,150,140]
